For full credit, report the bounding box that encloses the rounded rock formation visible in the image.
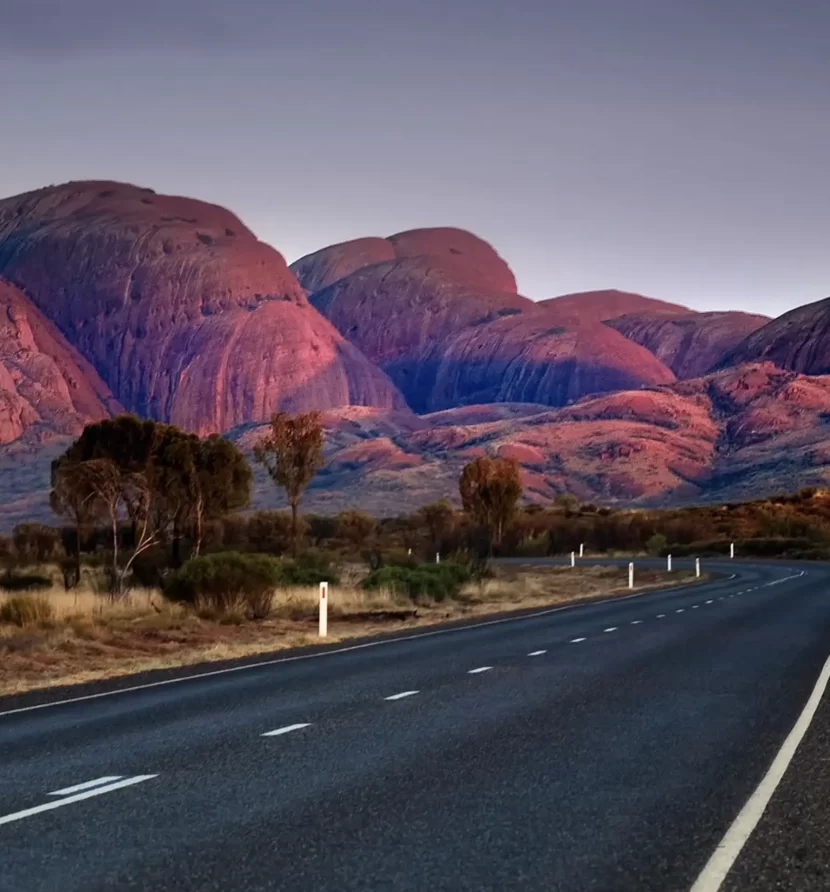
[0,277,120,444]
[292,226,517,296]
[607,310,770,378]
[0,181,405,433]
[718,297,830,375]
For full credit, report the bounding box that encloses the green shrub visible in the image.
[278,550,340,586]
[0,595,55,626]
[362,561,471,602]
[164,551,282,619]
[0,572,53,592]
[646,533,668,555]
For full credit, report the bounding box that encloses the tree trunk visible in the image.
[290,499,298,558]
[111,509,120,598]
[73,518,82,589]
[172,519,182,568]
[194,495,204,557]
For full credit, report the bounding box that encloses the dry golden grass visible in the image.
[0,564,698,695]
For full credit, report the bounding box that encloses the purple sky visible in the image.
[1,0,828,317]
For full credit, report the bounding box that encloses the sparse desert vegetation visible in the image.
[0,561,695,694]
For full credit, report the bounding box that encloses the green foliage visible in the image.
[278,550,341,586]
[0,572,53,592]
[645,533,668,555]
[362,561,471,602]
[0,595,55,626]
[165,551,282,618]
[336,510,376,548]
[12,523,62,565]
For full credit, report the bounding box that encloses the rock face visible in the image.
[540,290,690,324]
[309,256,534,411]
[606,310,770,378]
[215,361,830,515]
[0,277,120,445]
[309,255,676,412]
[0,181,405,434]
[292,227,517,295]
[718,297,830,375]
[427,313,676,411]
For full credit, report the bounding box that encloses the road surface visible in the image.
[1,559,828,891]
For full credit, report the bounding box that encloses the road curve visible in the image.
[1,558,828,891]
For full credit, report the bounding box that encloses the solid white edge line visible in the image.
[1,569,713,719]
[384,691,419,701]
[261,723,311,736]
[0,775,157,827]
[528,650,547,656]
[468,666,492,674]
[48,776,123,796]
[690,653,830,892]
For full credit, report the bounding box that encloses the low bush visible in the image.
[665,537,817,558]
[0,572,53,592]
[362,561,471,602]
[278,550,341,586]
[0,595,55,626]
[164,551,282,619]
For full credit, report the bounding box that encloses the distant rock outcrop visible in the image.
[428,313,676,411]
[0,277,120,445]
[0,181,405,433]
[540,290,690,324]
[309,256,675,412]
[718,297,830,375]
[606,310,770,378]
[292,226,517,295]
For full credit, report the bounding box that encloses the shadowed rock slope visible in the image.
[307,250,677,412]
[0,277,120,446]
[719,296,830,375]
[607,310,770,378]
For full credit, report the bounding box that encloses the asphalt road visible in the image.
[1,558,829,892]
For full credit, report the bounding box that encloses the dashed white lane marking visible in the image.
[706,600,713,605]
[468,666,492,674]
[690,653,830,892]
[603,627,618,633]
[676,609,685,614]
[570,637,586,643]
[49,776,122,797]
[528,650,547,657]
[0,775,157,827]
[262,723,311,737]
[657,614,666,619]
[384,691,419,701]
[631,620,643,625]
[692,605,699,609]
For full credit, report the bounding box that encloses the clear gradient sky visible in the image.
[1,0,828,317]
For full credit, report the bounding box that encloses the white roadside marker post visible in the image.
[730,542,735,559]
[571,551,576,568]
[435,552,440,564]
[696,558,701,578]
[579,543,584,558]
[667,554,672,572]
[319,581,328,638]
[629,562,634,589]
